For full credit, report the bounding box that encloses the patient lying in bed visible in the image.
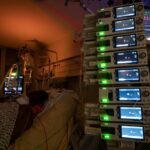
[9,89,81,150]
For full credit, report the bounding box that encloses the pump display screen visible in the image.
[121,126,144,140]
[114,19,135,32]
[114,34,136,48]
[115,5,135,18]
[118,88,141,101]
[115,51,138,64]
[4,76,24,95]
[116,68,139,82]
[119,107,142,120]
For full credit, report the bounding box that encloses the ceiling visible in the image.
[0,0,124,50]
[0,0,85,50]
[2,0,148,52]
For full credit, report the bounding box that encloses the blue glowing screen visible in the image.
[115,5,135,18]
[121,126,144,140]
[120,107,142,120]
[117,68,139,82]
[114,18,135,32]
[118,88,141,101]
[115,34,136,48]
[115,51,138,64]
[4,76,24,95]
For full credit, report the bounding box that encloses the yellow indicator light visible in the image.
[100,8,105,11]
[11,72,17,76]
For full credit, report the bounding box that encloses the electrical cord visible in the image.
[79,52,84,103]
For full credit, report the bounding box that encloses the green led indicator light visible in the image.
[97,47,106,52]
[100,47,106,52]
[101,79,108,84]
[101,98,109,103]
[97,62,107,69]
[101,115,110,121]
[100,63,107,68]
[98,31,105,36]
[102,80,107,84]
[102,134,111,140]
[99,32,105,36]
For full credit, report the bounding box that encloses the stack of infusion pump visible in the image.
[83,2,150,143]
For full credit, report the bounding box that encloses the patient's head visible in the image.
[28,90,49,114]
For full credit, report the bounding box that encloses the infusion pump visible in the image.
[97,2,144,20]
